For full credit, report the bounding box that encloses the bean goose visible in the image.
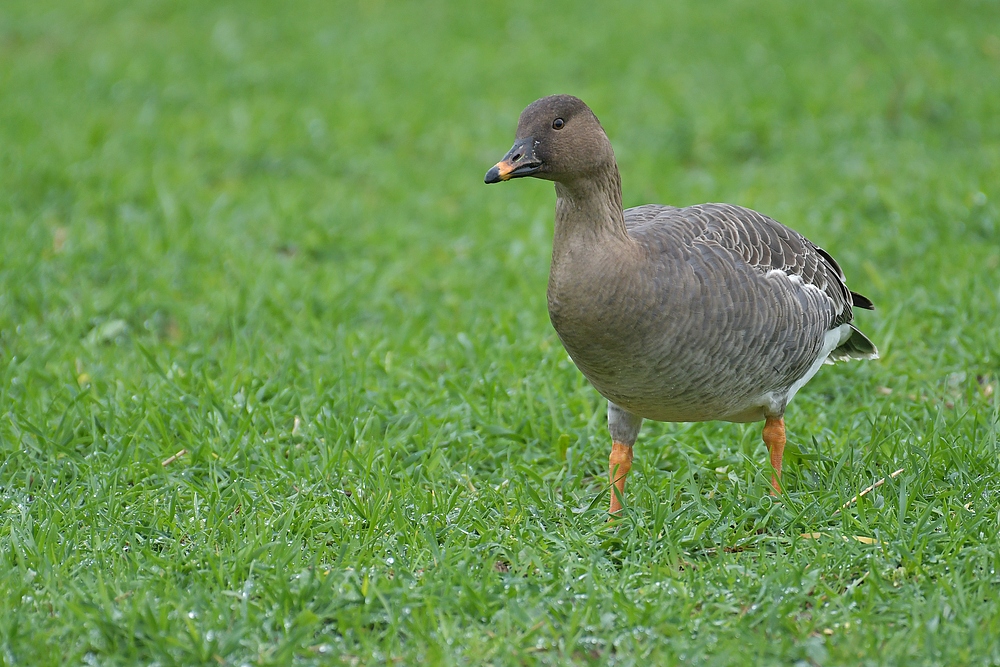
[485,95,877,515]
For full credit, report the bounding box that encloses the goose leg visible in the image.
[609,442,633,515]
[608,403,643,516]
[762,416,786,495]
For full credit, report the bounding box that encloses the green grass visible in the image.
[2,0,1000,664]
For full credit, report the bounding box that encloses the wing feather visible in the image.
[625,202,874,330]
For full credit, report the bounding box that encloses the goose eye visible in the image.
[552,118,565,130]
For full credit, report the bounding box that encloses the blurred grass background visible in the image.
[2,0,999,664]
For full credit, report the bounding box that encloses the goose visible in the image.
[485,95,877,515]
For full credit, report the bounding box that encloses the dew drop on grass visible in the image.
[386,557,394,565]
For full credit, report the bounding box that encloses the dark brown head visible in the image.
[485,95,615,185]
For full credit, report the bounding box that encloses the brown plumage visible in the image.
[485,95,877,514]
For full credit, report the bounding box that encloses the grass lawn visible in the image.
[2,0,1000,664]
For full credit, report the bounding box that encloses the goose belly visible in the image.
[554,312,833,424]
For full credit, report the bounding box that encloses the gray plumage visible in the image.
[486,94,876,454]
[548,200,875,423]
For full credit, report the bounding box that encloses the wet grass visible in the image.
[2,0,1000,664]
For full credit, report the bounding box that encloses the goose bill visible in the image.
[485,139,541,183]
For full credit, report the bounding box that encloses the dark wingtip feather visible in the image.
[832,324,879,361]
[851,291,875,310]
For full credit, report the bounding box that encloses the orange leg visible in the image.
[608,441,634,516]
[762,416,786,495]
